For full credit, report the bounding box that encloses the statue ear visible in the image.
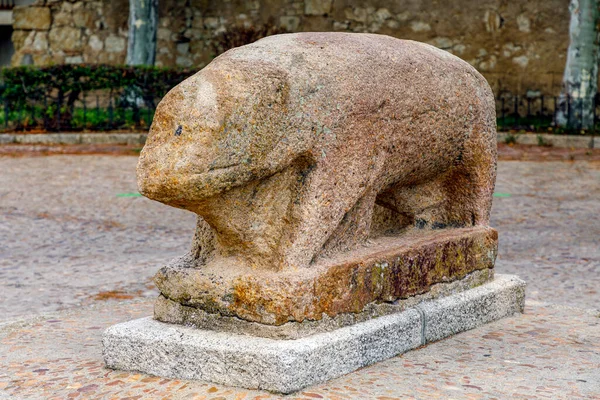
[221,60,290,113]
[252,75,290,118]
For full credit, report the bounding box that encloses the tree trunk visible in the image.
[126,0,158,66]
[557,0,600,130]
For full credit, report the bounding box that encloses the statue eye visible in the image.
[175,125,183,136]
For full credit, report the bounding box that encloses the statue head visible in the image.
[137,57,307,211]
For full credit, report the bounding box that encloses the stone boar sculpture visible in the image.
[137,32,497,272]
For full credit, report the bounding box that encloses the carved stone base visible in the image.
[103,274,526,393]
[155,226,498,325]
[155,268,494,339]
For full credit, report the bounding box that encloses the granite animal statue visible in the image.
[107,33,512,392]
[137,32,497,273]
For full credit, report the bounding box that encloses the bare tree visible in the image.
[126,0,158,66]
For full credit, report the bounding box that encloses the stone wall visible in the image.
[11,0,570,96]
[11,0,129,65]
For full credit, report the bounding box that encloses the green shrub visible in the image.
[0,64,193,131]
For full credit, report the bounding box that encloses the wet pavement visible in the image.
[0,148,599,399]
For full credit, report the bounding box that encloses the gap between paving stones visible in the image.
[0,133,147,146]
[1,132,598,149]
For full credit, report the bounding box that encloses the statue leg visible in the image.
[279,157,385,269]
[316,190,378,260]
[439,121,497,228]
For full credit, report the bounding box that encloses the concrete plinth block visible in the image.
[103,274,525,393]
[420,274,526,343]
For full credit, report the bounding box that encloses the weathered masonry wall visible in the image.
[12,0,569,96]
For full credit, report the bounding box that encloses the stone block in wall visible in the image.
[516,14,531,33]
[157,27,171,41]
[6,0,573,98]
[10,52,26,66]
[246,0,260,10]
[410,21,431,32]
[345,7,367,22]
[373,8,392,23]
[88,35,103,52]
[333,21,349,31]
[512,55,529,69]
[452,43,467,55]
[33,53,52,66]
[22,31,49,52]
[65,55,83,64]
[191,16,204,30]
[189,40,206,57]
[479,55,498,72]
[11,30,32,49]
[183,28,203,40]
[280,16,300,31]
[203,17,220,29]
[155,52,175,68]
[51,51,65,65]
[302,15,334,32]
[103,0,130,34]
[12,6,52,30]
[11,51,52,66]
[60,1,74,13]
[105,35,126,53]
[53,10,73,27]
[94,51,126,65]
[396,11,411,22]
[176,55,193,67]
[49,27,82,52]
[428,37,453,50]
[73,5,97,29]
[305,0,332,16]
[176,42,189,55]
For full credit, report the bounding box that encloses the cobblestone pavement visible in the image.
[1,298,599,399]
[493,160,600,310]
[1,152,599,398]
[0,155,197,320]
[1,154,598,318]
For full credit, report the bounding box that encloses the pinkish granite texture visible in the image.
[136,32,497,324]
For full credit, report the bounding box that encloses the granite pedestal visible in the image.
[103,274,525,393]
